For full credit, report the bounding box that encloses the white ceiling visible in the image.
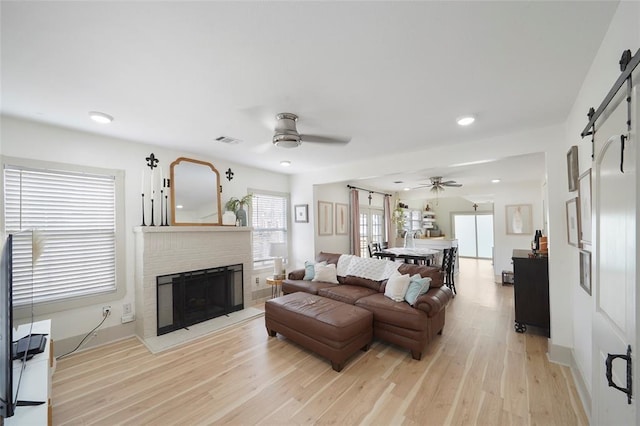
[1,1,618,196]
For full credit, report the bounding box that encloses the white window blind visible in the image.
[4,165,117,306]
[251,192,288,268]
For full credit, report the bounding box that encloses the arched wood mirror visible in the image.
[170,157,222,225]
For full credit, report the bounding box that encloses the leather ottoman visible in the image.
[265,292,373,372]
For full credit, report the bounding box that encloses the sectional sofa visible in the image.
[281,252,453,360]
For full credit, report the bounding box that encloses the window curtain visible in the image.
[384,194,392,246]
[349,188,361,256]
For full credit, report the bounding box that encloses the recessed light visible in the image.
[280,160,291,167]
[491,179,501,183]
[403,187,411,191]
[89,111,114,124]
[176,205,184,209]
[456,115,475,126]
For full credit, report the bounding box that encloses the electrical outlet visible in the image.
[123,303,131,315]
[255,277,259,284]
[102,306,111,317]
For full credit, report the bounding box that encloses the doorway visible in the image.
[359,207,384,257]
[452,212,494,259]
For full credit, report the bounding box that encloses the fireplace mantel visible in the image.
[133,226,252,340]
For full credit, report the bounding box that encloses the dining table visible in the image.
[379,247,440,265]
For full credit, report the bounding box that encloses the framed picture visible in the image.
[335,203,348,235]
[566,197,580,247]
[294,204,309,223]
[579,250,591,295]
[318,201,333,236]
[567,145,579,192]
[505,204,532,235]
[578,169,592,247]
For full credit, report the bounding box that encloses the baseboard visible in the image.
[54,321,136,358]
[547,341,591,420]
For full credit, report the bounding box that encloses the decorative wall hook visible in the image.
[146,153,159,170]
[225,168,234,181]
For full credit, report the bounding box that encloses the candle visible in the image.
[140,168,145,195]
[150,169,154,196]
[160,167,164,189]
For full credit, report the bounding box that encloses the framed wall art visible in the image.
[318,201,333,236]
[294,204,309,223]
[335,203,348,235]
[578,169,592,247]
[567,145,579,192]
[579,250,591,295]
[505,204,532,235]
[566,197,580,247]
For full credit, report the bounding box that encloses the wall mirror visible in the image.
[170,157,222,225]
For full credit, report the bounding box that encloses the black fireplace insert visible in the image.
[156,264,243,335]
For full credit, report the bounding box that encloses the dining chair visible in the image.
[441,248,457,295]
[371,242,396,261]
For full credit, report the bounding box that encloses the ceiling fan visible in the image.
[418,176,463,193]
[272,113,351,148]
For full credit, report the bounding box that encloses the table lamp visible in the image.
[269,242,287,279]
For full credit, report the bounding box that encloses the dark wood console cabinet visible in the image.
[512,249,550,337]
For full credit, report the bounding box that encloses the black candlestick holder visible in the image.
[162,193,169,226]
[150,198,156,226]
[141,193,146,226]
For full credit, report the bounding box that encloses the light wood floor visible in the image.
[52,259,588,425]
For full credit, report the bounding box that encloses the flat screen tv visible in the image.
[0,233,15,419]
[0,230,42,420]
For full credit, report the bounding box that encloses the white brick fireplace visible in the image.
[133,226,252,340]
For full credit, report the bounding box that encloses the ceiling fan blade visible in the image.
[301,134,351,144]
[443,183,463,187]
[439,180,457,185]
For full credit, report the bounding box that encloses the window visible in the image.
[251,191,288,269]
[2,159,124,309]
[359,207,384,257]
[453,212,494,259]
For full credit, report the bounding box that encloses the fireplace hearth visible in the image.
[156,264,243,336]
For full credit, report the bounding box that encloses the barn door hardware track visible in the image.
[581,48,639,165]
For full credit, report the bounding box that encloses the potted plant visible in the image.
[225,194,253,226]
[392,202,406,237]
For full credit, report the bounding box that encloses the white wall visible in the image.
[492,182,544,277]
[0,115,289,344]
[313,182,351,256]
[556,0,640,399]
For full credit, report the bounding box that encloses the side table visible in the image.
[266,276,283,298]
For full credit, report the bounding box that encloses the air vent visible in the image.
[215,136,241,144]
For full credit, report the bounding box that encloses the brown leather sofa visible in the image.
[283,252,453,360]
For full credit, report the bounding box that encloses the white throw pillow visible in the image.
[312,263,339,284]
[384,272,411,302]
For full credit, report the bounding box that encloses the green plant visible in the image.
[225,193,253,213]
[391,204,406,229]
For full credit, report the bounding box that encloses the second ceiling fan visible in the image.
[419,176,462,193]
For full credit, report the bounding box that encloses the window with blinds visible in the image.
[4,165,118,306]
[251,192,288,269]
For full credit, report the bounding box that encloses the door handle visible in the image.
[605,345,632,404]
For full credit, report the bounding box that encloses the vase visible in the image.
[236,207,247,226]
